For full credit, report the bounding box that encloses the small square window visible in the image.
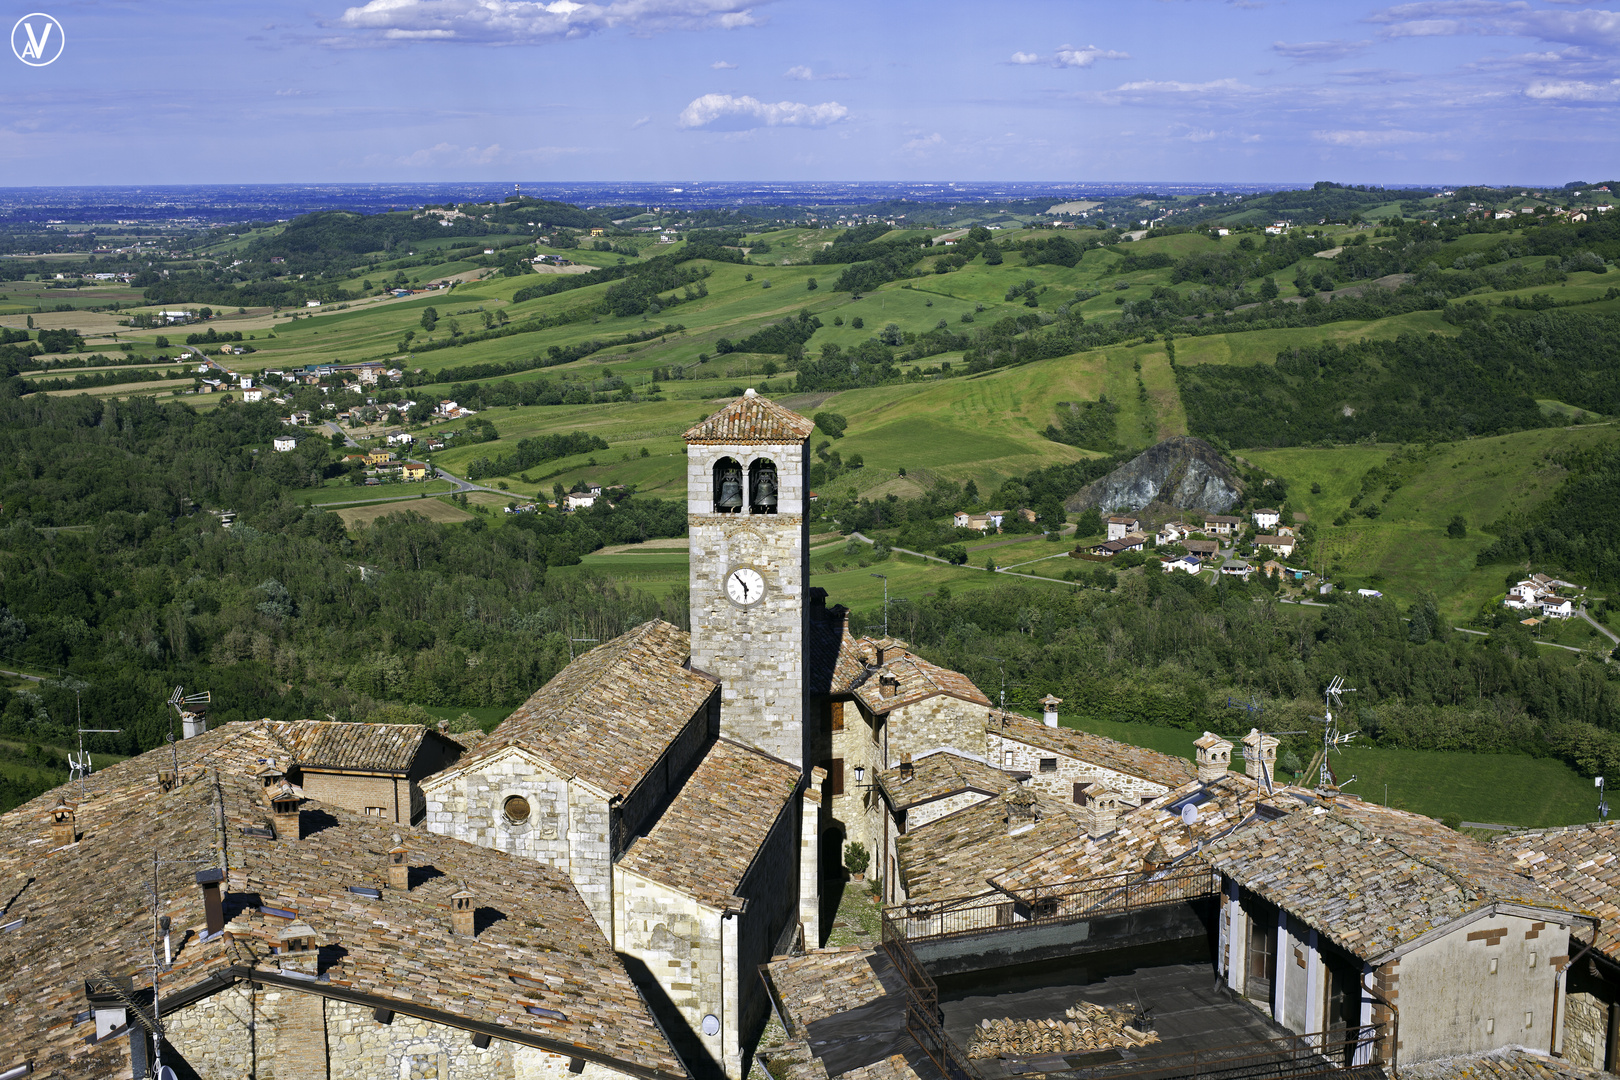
[1004,750,1015,766]
[364,806,385,817]
[1489,958,1498,975]
[1525,1011,1534,1029]
[1528,952,1537,968]
[1486,1018,1495,1035]
[1039,758,1058,773]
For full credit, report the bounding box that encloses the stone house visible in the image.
[0,721,690,1080]
[1253,508,1281,531]
[1203,514,1241,535]
[984,712,1195,809]
[1256,534,1296,556]
[265,719,464,825]
[1204,793,1593,1069]
[1106,514,1142,541]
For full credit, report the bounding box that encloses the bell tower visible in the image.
[684,389,814,768]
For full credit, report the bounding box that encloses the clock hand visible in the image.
[734,573,750,599]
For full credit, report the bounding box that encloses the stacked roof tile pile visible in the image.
[966,1002,1159,1059]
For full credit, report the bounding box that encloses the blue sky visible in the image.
[3,0,1619,185]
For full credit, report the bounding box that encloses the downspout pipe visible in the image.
[1362,971,1399,1080]
[1552,917,1601,1058]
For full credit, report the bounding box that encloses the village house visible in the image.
[1155,520,1192,546]
[1163,553,1203,574]
[1256,534,1296,557]
[1203,513,1242,536]
[1183,538,1220,561]
[1253,507,1281,531]
[1106,514,1142,541]
[953,510,1004,532]
[401,461,428,481]
[386,431,414,446]
[272,435,297,453]
[366,449,394,466]
[240,388,264,403]
[564,492,598,510]
[1090,534,1147,558]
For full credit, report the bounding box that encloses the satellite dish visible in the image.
[1180,804,1199,826]
[158,1067,178,1080]
[702,1013,721,1036]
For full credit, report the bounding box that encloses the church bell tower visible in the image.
[684,389,813,769]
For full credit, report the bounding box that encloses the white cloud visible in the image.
[901,132,943,152]
[1310,128,1424,147]
[1367,1,1620,47]
[397,141,507,166]
[1010,43,1130,68]
[1525,78,1620,100]
[336,0,769,44]
[784,64,849,80]
[631,114,652,127]
[677,93,848,130]
[1272,39,1371,61]
[712,59,736,68]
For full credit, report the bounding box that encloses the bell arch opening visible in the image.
[713,457,744,514]
[749,458,779,515]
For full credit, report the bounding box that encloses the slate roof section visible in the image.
[617,738,802,911]
[850,652,993,714]
[1203,796,1586,963]
[989,772,1290,897]
[877,751,1021,812]
[0,731,688,1080]
[451,620,717,798]
[895,788,1085,902]
[989,712,1198,790]
[762,947,903,1035]
[1494,821,1620,962]
[684,390,816,445]
[268,720,444,774]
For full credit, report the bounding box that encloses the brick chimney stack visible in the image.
[1075,783,1125,839]
[1194,732,1234,783]
[387,835,409,891]
[1242,728,1280,785]
[48,798,76,848]
[195,868,225,935]
[1040,695,1063,728]
[450,888,475,936]
[157,767,177,794]
[277,920,319,974]
[269,783,302,841]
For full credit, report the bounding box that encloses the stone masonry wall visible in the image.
[905,791,991,830]
[567,781,615,933]
[732,793,803,1077]
[881,696,988,771]
[614,869,725,1072]
[688,438,809,769]
[301,771,408,824]
[166,983,642,1080]
[1561,990,1608,1070]
[984,730,1170,805]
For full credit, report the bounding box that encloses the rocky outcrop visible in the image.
[1065,437,1242,514]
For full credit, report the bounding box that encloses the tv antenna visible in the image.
[62,681,119,783]
[1301,676,1358,792]
[166,685,210,774]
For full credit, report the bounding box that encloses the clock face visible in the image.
[725,566,766,607]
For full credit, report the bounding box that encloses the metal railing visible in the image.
[882,866,1220,944]
[880,928,984,1080]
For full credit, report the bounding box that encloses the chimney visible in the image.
[195,868,225,935]
[387,835,409,891]
[1194,732,1234,783]
[48,798,76,848]
[180,709,206,739]
[157,767,177,793]
[899,753,914,781]
[879,673,898,698]
[1075,783,1124,839]
[1040,695,1063,728]
[269,783,301,841]
[1142,839,1170,876]
[1242,728,1280,785]
[1003,787,1039,834]
[255,761,285,790]
[450,888,475,936]
[276,920,319,974]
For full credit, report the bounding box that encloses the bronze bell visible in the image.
[717,469,744,511]
[753,466,778,513]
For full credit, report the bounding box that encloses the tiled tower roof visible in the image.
[684,389,816,445]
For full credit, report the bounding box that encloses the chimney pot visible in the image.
[1194,732,1234,783]
[157,768,176,794]
[48,798,76,848]
[1040,695,1063,728]
[269,783,302,841]
[450,888,475,936]
[276,920,319,973]
[899,753,914,781]
[180,710,207,739]
[1076,783,1123,839]
[388,835,409,891]
[1242,728,1280,784]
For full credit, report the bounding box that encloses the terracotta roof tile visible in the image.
[616,739,802,910]
[1494,821,1620,962]
[877,751,1021,811]
[990,713,1198,790]
[1404,1046,1609,1080]
[269,720,442,773]
[990,772,1289,896]
[450,620,716,798]
[895,788,1084,903]
[684,391,816,445]
[762,947,903,1034]
[0,728,687,1080]
[851,653,993,714]
[1204,796,1585,963]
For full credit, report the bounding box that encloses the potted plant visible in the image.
[844,841,870,883]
